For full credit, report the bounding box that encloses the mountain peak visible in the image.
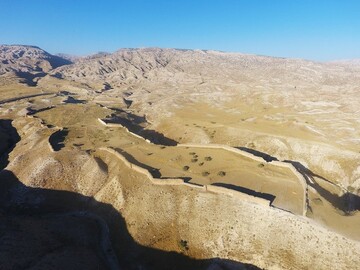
[0,44,72,85]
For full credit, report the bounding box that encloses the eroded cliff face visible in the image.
[1,115,359,270]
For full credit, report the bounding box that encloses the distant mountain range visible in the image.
[1,44,360,88]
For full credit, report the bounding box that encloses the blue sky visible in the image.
[1,0,359,61]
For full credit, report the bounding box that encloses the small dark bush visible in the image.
[218,171,226,177]
[179,240,189,251]
[202,171,210,176]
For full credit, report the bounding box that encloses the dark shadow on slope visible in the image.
[284,160,360,214]
[63,96,87,104]
[96,83,114,94]
[103,82,113,91]
[0,169,262,270]
[0,93,53,105]
[123,98,133,108]
[14,71,47,87]
[27,106,55,115]
[103,109,178,146]
[212,183,276,205]
[48,54,73,68]
[0,120,20,170]
[54,90,87,104]
[50,72,64,79]
[139,129,178,146]
[49,129,69,151]
[115,148,161,178]
[236,147,278,162]
[162,176,193,183]
[57,90,76,96]
[94,156,109,173]
[108,107,146,124]
[115,148,193,182]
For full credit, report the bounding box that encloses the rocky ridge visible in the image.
[0,45,72,85]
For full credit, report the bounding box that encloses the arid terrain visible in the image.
[1,45,359,269]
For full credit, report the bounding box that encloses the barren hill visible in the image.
[0,45,71,85]
[50,48,360,87]
[41,48,360,191]
[1,46,360,269]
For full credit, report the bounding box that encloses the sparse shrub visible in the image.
[248,142,255,148]
[258,163,265,168]
[218,171,226,177]
[202,171,210,176]
[204,156,212,161]
[179,240,189,251]
[191,158,198,163]
[198,162,204,166]
[183,166,190,171]
[189,152,196,155]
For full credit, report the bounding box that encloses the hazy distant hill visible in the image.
[55,53,81,63]
[329,59,360,69]
[2,45,359,89]
[49,47,360,89]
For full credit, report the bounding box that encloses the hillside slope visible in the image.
[0,45,71,85]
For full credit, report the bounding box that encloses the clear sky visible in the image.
[1,0,359,61]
